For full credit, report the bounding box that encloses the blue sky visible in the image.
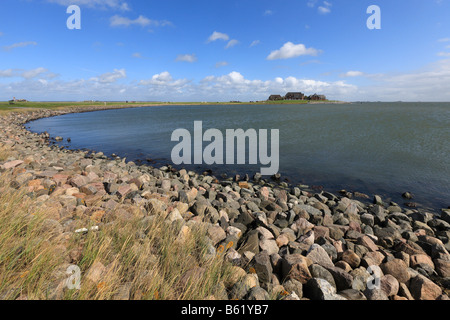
[1,0,450,101]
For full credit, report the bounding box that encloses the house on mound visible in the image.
[285,92,305,100]
[268,95,284,101]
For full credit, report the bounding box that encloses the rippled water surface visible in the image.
[27,102,450,210]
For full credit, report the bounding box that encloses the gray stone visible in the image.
[306,244,334,268]
[323,266,354,291]
[259,239,279,256]
[246,287,269,300]
[283,279,303,298]
[254,251,273,284]
[309,264,336,289]
[363,287,389,300]
[304,278,347,300]
[338,289,367,300]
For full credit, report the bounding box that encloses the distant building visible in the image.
[268,95,283,101]
[267,92,326,102]
[9,97,28,103]
[285,92,305,100]
[308,93,326,101]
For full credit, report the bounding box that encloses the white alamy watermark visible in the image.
[171,121,279,176]
[67,5,81,30]
[367,5,381,30]
[65,265,81,290]
[366,265,382,290]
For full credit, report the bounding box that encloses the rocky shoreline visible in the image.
[1,106,450,300]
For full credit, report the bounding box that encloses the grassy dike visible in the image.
[0,168,234,300]
[0,105,241,300]
[0,99,341,114]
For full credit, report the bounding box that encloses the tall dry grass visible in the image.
[0,170,238,300]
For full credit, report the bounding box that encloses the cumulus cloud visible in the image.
[176,54,198,63]
[110,15,172,28]
[0,67,55,79]
[341,71,365,77]
[207,31,230,42]
[90,69,126,83]
[250,40,261,47]
[267,42,321,60]
[139,71,189,87]
[225,39,239,49]
[22,67,49,79]
[0,69,14,78]
[318,1,332,14]
[308,0,332,14]
[199,71,357,101]
[138,71,192,98]
[352,59,450,101]
[3,58,450,102]
[3,41,37,51]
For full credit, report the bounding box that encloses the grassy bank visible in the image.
[0,160,237,300]
[0,100,344,114]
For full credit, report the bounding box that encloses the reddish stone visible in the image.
[410,254,435,270]
[357,235,379,252]
[3,160,24,169]
[380,259,411,283]
[409,275,442,300]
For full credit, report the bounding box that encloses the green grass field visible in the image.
[0,99,339,115]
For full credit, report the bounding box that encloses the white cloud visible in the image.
[215,61,229,68]
[437,52,450,57]
[199,71,356,101]
[341,71,365,77]
[225,39,239,49]
[47,0,130,10]
[0,67,54,79]
[22,67,49,79]
[110,15,172,28]
[90,69,126,83]
[3,41,37,51]
[0,69,14,78]
[150,71,172,83]
[250,40,261,47]
[264,10,273,16]
[110,15,149,27]
[176,54,197,63]
[318,1,332,14]
[267,42,321,60]
[138,72,191,97]
[308,0,332,14]
[207,31,230,42]
[3,58,450,102]
[438,38,450,42]
[318,6,331,14]
[139,71,189,87]
[132,52,143,59]
[352,59,450,101]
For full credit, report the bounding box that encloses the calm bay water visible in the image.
[27,102,450,211]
